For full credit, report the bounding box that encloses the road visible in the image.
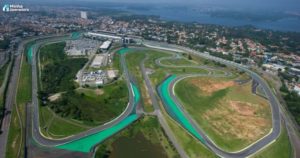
[144,41,283,158]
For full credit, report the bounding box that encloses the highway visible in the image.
[143,41,282,158]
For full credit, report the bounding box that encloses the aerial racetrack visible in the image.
[120,43,280,158]
[22,34,281,157]
[26,35,142,153]
[149,42,281,158]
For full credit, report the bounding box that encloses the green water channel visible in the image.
[158,75,206,144]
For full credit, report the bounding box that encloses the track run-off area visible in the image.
[21,34,282,158]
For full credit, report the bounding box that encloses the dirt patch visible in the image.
[12,136,17,149]
[229,101,255,116]
[202,99,271,141]
[143,84,152,105]
[48,93,61,102]
[95,89,104,95]
[189,78,235,94]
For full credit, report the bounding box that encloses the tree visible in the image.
[98,85,103,89]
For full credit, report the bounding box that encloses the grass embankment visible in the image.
[38,42,128,138]
[6,47,32,158]
[165,112,217,158]
[95,116,179,158]
[39,106,89,138]
[145,51,170,85]
[175,77,272,152]
[125,51,154,112]
[253,127,292,158]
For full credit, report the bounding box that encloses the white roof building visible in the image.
[86,32,121,40]
[262,64,285,72]
[91,55,105,68]
[80,11,88,19]
[107,70,118,79]
[100,41,112,50]
[294,85,300,96]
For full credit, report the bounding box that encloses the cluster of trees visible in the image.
[38,42,87,114]
[278,70,300,125]
[279,71,298,83]
[47,81,128,123]
[0,38,10,50]
[209,51,234,61]
[38,42,128,123]
[41,58,87,95]
[39,42,87,95]
[115,12,300,54]
[222,26,300,53]
[280,83,300,124]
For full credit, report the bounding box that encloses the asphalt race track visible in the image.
[145,41,281,158]
[0,35,286,158]
[27,36,142,152]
